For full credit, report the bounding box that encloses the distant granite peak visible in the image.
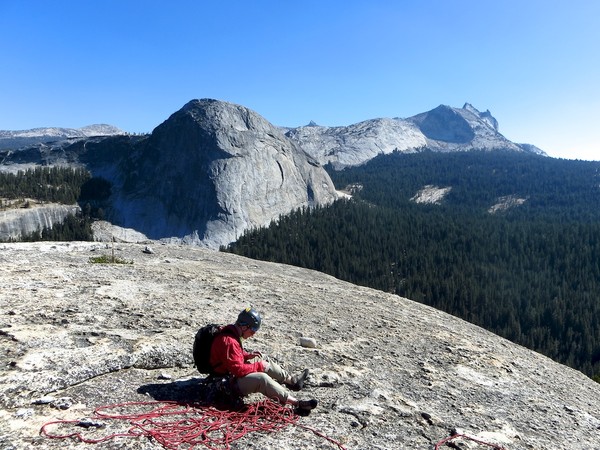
[108,99,338,248]
[286,102,542,169]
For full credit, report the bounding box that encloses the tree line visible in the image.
[0,166,91,205]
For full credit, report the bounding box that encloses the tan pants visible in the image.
[235,359,290,403]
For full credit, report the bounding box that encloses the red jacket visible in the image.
[209,324,265,378]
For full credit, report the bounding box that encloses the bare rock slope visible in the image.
[113,99,337,248]
[1,242,599,449]
[285,103,546,169]
[0,204,80,241]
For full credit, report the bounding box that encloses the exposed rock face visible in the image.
[488,195,528,214]
[1,242,599,449]
[408,104,520,152]
[0,101,547,244]
[90,220,149,243]
[463,102,499,131]
[285,118,427,170]
[111,99,337,248]
[0,204,80,241]
[412,105,476,143]
[286,104,546,169]
[518,143,546,156]
[410,185,452,205]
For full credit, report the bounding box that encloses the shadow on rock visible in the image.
[138,377,204,402]
[137,376,243,410]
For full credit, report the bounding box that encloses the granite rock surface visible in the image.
[1,242,599,449]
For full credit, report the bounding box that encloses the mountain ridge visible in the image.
[0,125,125,151]
[0,102,545,166]
[0,99,546,246]
[0,99,338,248]
[285,103,546,169]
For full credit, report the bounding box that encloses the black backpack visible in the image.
[192,324,221,374]
[192,324,237,375]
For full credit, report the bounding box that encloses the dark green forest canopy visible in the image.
[328,149,600,221]
[0,166,91,205]
[225,150,600,379]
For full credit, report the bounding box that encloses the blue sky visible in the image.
[1,1,598,161]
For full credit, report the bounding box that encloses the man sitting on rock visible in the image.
[210,307,318,414]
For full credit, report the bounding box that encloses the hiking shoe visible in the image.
[294,406,312,417]
[297,399,318,410]
[294,399,318,416]
[287,369,309,391]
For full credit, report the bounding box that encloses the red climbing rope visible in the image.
[434,433,508,449]
[40,400,346,450]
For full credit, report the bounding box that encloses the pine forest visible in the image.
[225,150,600,380]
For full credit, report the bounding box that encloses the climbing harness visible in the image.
[198,374,242,408]
[434,432,508,449]
[40,399,347,450]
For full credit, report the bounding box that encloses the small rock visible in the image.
[77,419,106,428]
[299,336,317,348]
[51,397,72,410]
[158,372,172,380]
[143,246,154,254]
[15,408,34,418]
[32,395,56,405]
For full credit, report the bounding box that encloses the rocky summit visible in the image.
[285,103,545,169]
[112,99,337,248]
[1,242,599,449]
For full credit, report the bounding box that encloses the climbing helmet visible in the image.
[236,307,262,332]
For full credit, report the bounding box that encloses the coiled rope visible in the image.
[434,432,508,449]
[40,400,346,450]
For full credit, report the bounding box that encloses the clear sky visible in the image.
[1,1,598,161]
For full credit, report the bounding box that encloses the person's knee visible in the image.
[237,372,271,395]
[265,359,287,382]
[253,372,271,391]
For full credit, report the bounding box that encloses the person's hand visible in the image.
[248,351,262,359]
[262,361,270,372]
